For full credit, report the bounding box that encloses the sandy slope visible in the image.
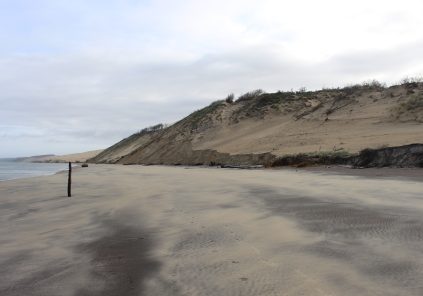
[193,85,423,155]
[1,165,423,295]
[195,113,423,156]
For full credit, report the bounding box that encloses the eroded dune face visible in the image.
[90,83,423,166]
[1,165,423,296]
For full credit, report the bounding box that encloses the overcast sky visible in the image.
[1,0,422,157]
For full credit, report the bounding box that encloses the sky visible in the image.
[1,0,423,157]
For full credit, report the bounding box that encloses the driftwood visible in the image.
[220,164,264,169]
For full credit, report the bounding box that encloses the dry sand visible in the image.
[195,111,423,156]
[1,165,423,295]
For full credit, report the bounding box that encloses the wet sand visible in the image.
[301,166,423,182]
[1,165,423,296]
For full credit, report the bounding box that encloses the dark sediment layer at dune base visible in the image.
[351,143,423,168]
[230,143,423,168]
[100,143,423,169]
[114,144,277,167]
[274,143,423,168]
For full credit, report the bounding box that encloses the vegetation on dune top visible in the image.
[341,79,386,93]
[135,123,168,135]
[125,77,423,139]
[236,89,265,102]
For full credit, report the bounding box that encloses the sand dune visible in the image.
[1,165,423,295]
[90,82,423,165]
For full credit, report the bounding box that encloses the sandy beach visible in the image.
[1,165,423,296]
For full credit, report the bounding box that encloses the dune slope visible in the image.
[89,82,423,165]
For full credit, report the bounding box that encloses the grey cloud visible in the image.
[325,40,423,76]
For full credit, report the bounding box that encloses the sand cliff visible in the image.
[89,82,423,166]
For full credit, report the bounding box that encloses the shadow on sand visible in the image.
[75,217,161,296]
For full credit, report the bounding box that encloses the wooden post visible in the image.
[67,162,72,197]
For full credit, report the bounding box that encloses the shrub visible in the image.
[400,76,423,85]
[342,80,386,96]
[225,93,234,103]
[236,89,265,102]
[297,86,307,93]
[361,79,386,89]
[137,123,168,135]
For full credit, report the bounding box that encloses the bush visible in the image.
[296,86,307,93]
[225,93,234,103]
[342,80,386,96]
[361,79,386,89]
[236,89,265,102]
[400,76,423,85]
[137,123,168,135]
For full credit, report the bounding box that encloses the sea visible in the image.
[0,159,67,181]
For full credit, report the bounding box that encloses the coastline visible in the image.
[2,165,423,295]
[0,161,69,182]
